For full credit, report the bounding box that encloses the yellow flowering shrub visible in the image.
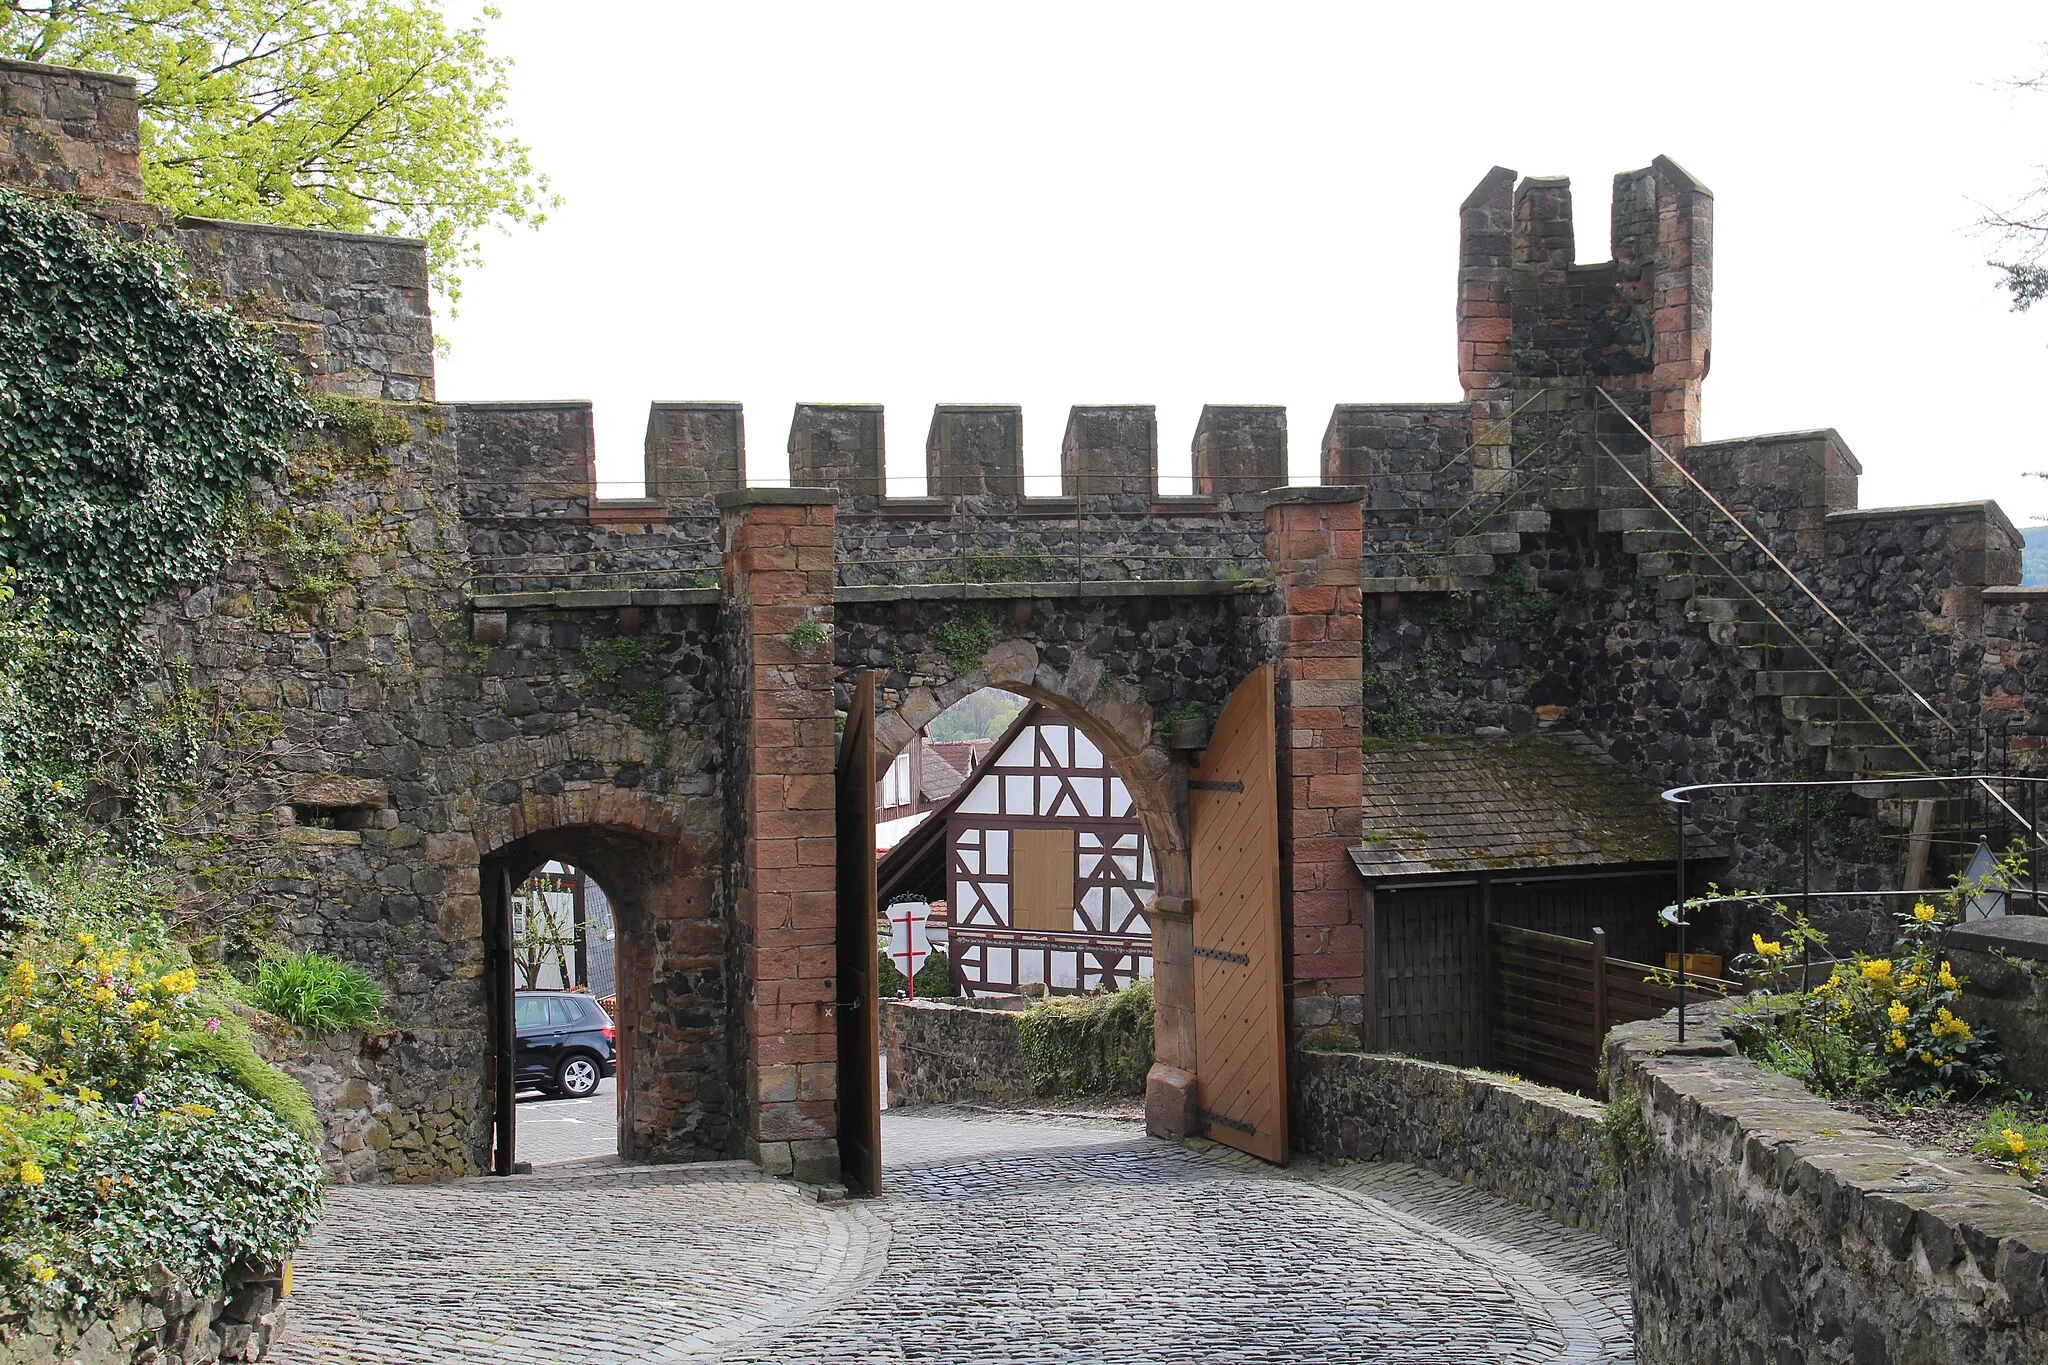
[1734,890,2004,1099]
[1973,1105,2048,1187]
[1,936,322,1316]
[0,935,200,1103]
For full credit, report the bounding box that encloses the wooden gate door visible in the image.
[482,863,516,1176]
[1190,664,1287,1163]
[834,670,883,1195]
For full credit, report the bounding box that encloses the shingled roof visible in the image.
[1350,732,1685,881]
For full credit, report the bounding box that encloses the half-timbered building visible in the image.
[876,702,1155,995]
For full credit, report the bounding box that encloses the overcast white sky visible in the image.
[434,2,2048,521]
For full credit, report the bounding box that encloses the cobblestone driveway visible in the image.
[273,1110,1633,1364]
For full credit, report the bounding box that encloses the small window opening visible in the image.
[290,803,380,831]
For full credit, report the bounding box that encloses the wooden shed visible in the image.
[1352,732,1707,1065]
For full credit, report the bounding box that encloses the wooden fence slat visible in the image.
[1490,924,1744,1097]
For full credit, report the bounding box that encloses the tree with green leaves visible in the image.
[2,1,552,299]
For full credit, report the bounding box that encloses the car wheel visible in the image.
[556,1054,601,1099]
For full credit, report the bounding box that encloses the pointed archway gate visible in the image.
[1189,664,1287,1163]
[835,670,883,1195]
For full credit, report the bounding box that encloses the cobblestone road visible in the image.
[272,1109,1634,1364]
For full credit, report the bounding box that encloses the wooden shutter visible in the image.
[1010,827,1076,933]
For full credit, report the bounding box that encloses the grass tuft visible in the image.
[242,950,383,1032]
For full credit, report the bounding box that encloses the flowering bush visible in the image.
[0,933,323,1317]
[1733,888,2004,1101]
[0,934,200,1105]
[0,1071,322,1315]
[1972,1103,2048,1191]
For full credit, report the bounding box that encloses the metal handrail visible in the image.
[1594,388,1959,741]
[1657,772,2045,1041]
[1596,444,1936,778]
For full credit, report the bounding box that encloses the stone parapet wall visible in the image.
[1608,1006,2048,1365]
[1290,1050,1616,1236]
[173,219,434,403]
[1948,916,2048,1094]
[833,504,1269,588]
[255,1025,489,1183]
[880,999,1033,1106]
[1295,1016,2048,1362]
[0,1267,286,1365]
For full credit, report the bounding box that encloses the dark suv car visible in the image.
[514,991,616,1099]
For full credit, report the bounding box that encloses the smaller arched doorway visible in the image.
[479,820,728,1173]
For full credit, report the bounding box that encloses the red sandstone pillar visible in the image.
[1264,491,1369,1045]
[719,488,842,1184]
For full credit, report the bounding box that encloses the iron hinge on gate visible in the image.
[1194,945,1250,965]
[1198,1107,1257,1136]
[1189,779,1244,793]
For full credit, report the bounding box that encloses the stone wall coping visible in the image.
[1688,427,1860,474]
[468,588,719,610]
[1363,575,1491,594]
[1827,499,2019,539]
[1650,153,1714,197]
[714,487,837,508]
[1259,485,1368,506]
[1983,586,2048,603]
[1609,1006,2048,1279]
[832,578,1268,605]
[446,398,591,412]
[466,579,1268,610]
[1308,1047,1609,1118]
[1328,402,1471,413]
[884,997,1026,1014]
[1947,914,2048,963]
[0,54,137,85]
[177,213,427,251]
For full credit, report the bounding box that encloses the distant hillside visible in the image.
[2028,526,2048,587]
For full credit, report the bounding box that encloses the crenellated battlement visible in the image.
[1459,157,1712,454]
[0,57,143,202]
[1,51,2037,768]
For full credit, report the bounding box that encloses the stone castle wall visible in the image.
[2,55,2041,1189]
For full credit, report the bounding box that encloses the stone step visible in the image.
[1734,640,1814,669]
[1688,597,1770,626]
[1490,509,1552,534]
[1597,506,1668,533]
[1754,669,1839,698]
[1543,487,1602,512]
[1656,575,1697,602]
[1451,532,1522,556]
[1730,619,1800,647]
[1779,693,1854,723]
[1826,742,1921,776]
[1635,550,1685,578]
[1621,529,1692,556]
